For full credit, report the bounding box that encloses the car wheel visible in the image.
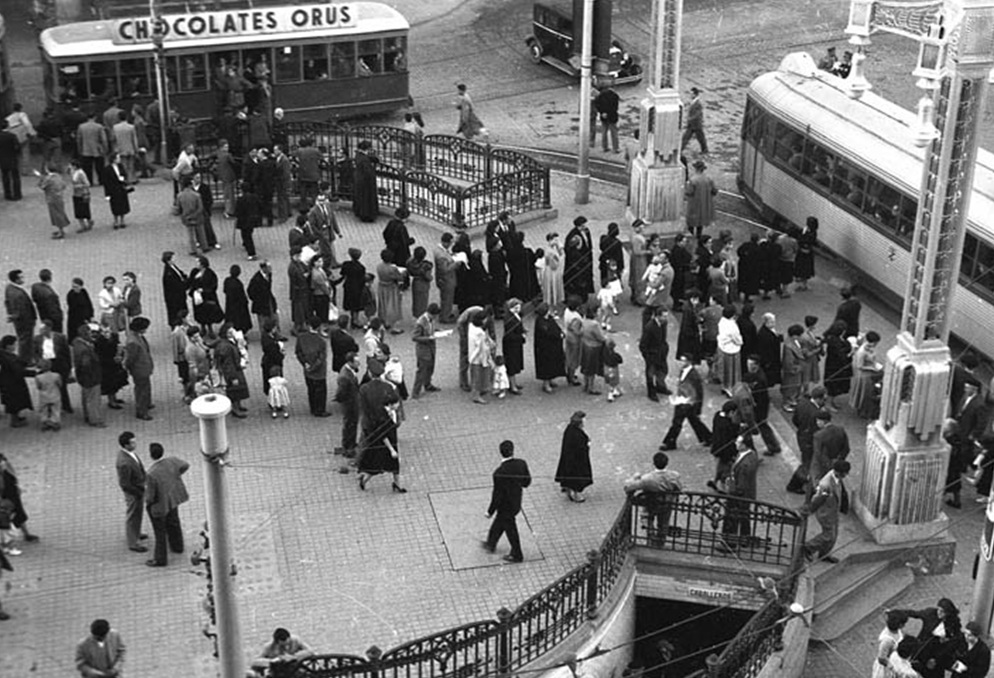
[528,42,543,64]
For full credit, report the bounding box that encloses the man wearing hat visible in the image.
[123,316,154,420]
[564,216,595,299]
[680,87,707,154]
[684,159,717,238]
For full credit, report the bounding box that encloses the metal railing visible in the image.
[281,495,802,678]
[191,122,552,229]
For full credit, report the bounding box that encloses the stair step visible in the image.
[812,562,913,642]
[812,559,892,613]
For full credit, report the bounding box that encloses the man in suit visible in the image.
[328,318,358,373]
[956,376,986,443]
[295,317,330,417]
[434,232,458,323]
[624,451,682,544]
[33,319,73,414]
[215,138,239,217]
[294,137,323,208]
[786,385,827,494]
[801,460,850,563]
[287,247,312,334]
[5,269,37,363]
[176,178,207,256]
[144,442,190,567]
[0,119,21,200]
[76,111,108,185]
[411,303,441,399]
[483,440,532,563]
[741,355,781,456]
[720,436,759,549]
[660,354,712,450]
[75,619,126,677]
[112,110,138,184]
[307,187,342,267]
[116,431,148,553]
[247,260,278,333]
[334,351,361,457]
[31,268,63,334]
[950,352,980,417]
[72,324,104,427]
[123,317,154,420]
[810,411,850,494]
[639,306,671,401]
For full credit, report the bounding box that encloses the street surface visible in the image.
[0,0,991,677]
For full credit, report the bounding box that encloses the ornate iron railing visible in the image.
[190,122,551,229]
[283,496,801,678]
[629,491,805,568]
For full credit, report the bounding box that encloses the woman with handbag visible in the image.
[215,323,249,418]
[189,256,225,335]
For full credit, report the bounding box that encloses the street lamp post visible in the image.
[842,0,994,570]
[150,0,169,166]
[575,0,595,204]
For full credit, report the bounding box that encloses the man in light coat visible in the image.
[112,111,139,184]
[802,460,851,564]
[76,111,108,186]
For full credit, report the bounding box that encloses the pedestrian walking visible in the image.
[800,460,850,563]
[556,411,593,502]
[356,359,405,492]
[144,442,189,567]
[116,431,148,553]
[455,83,485,139]
[36,164,70,240]
[660,354,712,450]
[680,87,707,153]
[483,440,531,563]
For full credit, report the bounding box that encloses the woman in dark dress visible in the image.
[464,250,492,309]
[215,323,249,417]
[66,277,95,342]
[382,207,413,267]
[103,152,132,229]
[260,319,285,396]
[94,322,128,408]
[736,303,758,372]
[189,256,225,333]
[352,140,379,222]
[506,231,533,303]
[340,247,367,329]
[161,251,189,327]
[501,299,526,395]
[555,410,593,502]
[406,247,433,318]
[453,231,472,311]
[533,302,566,392]
[223,264,252,334]
[822,320,853,407]
[677,289,703,364]
[357,360,404,492]
[736,234,761,302]
[0,336,32,427]
[598,222,625,288]
[695,235,714,302]
[669,233,692,308]
[794,217,818,290]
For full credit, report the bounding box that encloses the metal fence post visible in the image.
[585,550,601,619]
[496,607,513,678]
[542,168,552,209]
[365,645,382,678]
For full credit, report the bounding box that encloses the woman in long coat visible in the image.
[555,411,593,502]
[341,248,367,328]
[357,360,404,490]
[677,291,703,364]
[375,249,406,333]
[188,256,224,333]
[501,299,526,395]
[103,153,132,230]
[463,250,492,309]
[162,251,189,327]
[352,140,379,223]
[850,331,883,419]
[215,323,249,417]
[542,233,565,308]
[598,222,625,288]
[736,234,762,302]
[533,302,566,392]
[455,83,485,139]
[94,321,128,408]
[38,164,71,240]
[579,305,606,394]
[795,217,818,290]
[406,247,433,318]
[453,232,473,310]
[628,221,649,305]
[66,278,95,342]
[0,336,32,427]
[822,320,852,407]
[223,264,252,333]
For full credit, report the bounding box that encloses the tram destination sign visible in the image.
[113,4,356,44]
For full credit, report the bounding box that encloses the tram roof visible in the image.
[749,52,994,229]
[39,2,408,58]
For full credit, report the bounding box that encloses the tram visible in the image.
[37,2,409,121]
[0,13,15,119]
[738,52,994,356]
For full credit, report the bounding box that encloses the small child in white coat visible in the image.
[267,365,290,418]
[597,260,623,331]
[492,355,510,398]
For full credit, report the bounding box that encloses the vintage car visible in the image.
[525,2,643,85]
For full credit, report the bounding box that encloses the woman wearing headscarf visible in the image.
[223,264,252,334]
[37,164,71,240]
[533,302,566,393]
[555,411,593,502]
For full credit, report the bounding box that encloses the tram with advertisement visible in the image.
[37,2,409,121]
[0,12,16,119]
[738,52,994,356]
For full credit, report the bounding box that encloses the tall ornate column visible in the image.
[626,0,685,231]
[847,0,994,544]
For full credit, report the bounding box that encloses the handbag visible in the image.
[328,302,340,322]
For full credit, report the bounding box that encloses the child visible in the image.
[492,355,510,398]
[266,365,290,419]
[597,260,623,331]
[602,339,624,402]
[381,345,408,423]
[35,359,63,431]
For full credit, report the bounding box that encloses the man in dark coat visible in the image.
[834,286,861,339]
[5,270,37,363]
[295,317,330,417]
[334,351,361,457]
[255,147,276,227]
[0,119,21,200]
[287,248,311,334]
[742,355,780,456]
[123,317,155,420]
[950,353,980,417]
[235,179,263,260]
[661,354,712,450]
[247,260,278,333]
[810,411,850,488]
[161,252,189,327]
[594,84,620,153]
[555,411,593,502]
[383,207,414,272]
[755,312,782,387]
[720,436,759,549]
[669,234,693,307]
[293,137,323,208]
[564,216,595,299]
[328,318,359,373]
[0,335,32,427]
[483,439,532,563]
[31,269,63,334]
[639,306,671,401]
[352,140,379,223]
[144,442,189,567]
[33,319,73,413]
[72,324,104,427]
[786,386,828,494]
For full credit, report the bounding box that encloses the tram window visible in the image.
[210,53,238,85]
[243,49,271,81]
[57,62,89,101]
[772,123,796,163]
[358,40,382,74]
[303,44,329,80]
[384,37,407,72]
[898,198,917,237]
[276,46,302,83]
[330,42,355,79]
[89,61,119,100]
[168,55,207,92]
[968,238,994,295]
[742,102,765,145]
[809,149,833,188]
[119,58,150,98]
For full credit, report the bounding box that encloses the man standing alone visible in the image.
[116,431,147,553]
[296,317,330,417]
[144,442,189,568]
[483,440,532,563]
[680,86,707,154]
[594,84,621,153]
